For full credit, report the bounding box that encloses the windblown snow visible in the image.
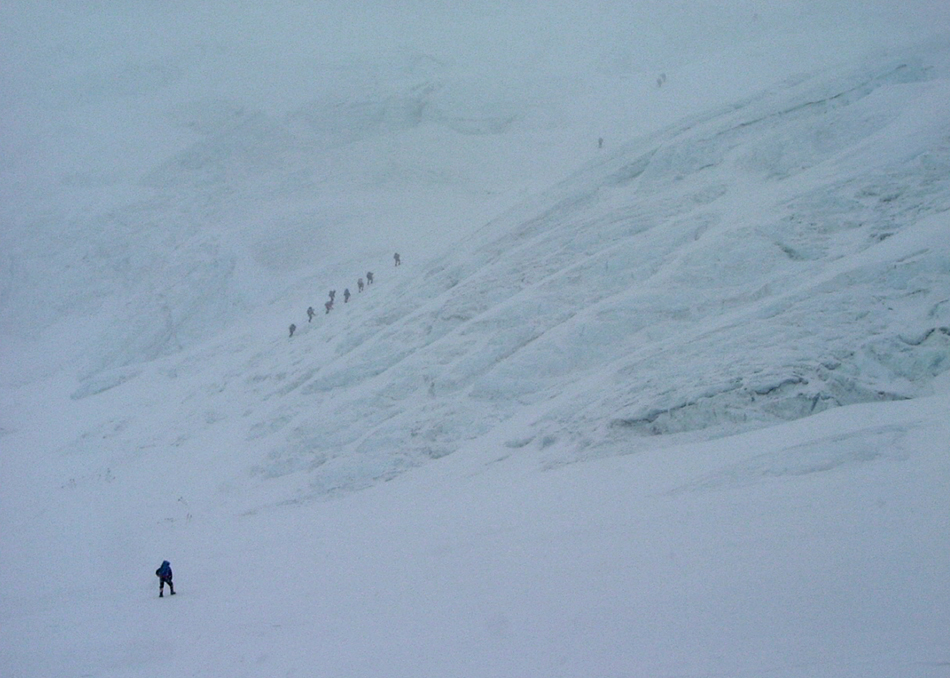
[1,3,949,677]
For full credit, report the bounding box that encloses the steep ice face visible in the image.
[22,46,943,504]
[2,4,949,503]
[289,57,950,470]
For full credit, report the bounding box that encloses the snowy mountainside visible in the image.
[283,53,950,482]
[0,47,576,385]
[31,46,949,507]
[6,3,946,389]
[3,5,950,676]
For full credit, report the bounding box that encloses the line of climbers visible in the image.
[289,252,400,338]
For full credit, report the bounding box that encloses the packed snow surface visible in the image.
[1,2,949,677]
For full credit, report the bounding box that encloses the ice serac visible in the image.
[243,52,950,491]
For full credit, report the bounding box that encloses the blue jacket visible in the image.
[156,561,172,580]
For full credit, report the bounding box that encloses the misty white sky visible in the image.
[3,2,948,110]
[2,1,946,192]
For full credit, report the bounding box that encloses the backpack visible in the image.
[156,561,172,579]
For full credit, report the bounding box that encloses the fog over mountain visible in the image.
[2,3,949,677]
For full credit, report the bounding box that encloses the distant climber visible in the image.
[366,271,374,285]
[289,323,296,337]
[394,252,401,266]
[357,277,364,293]
[598,137,604,149]
[325,300,333,314]
[329,290,336,302]
[344,288,351,303]
[307,306,315,322]
[155,560,175,597]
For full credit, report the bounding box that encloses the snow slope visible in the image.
[5,392,949,677]
[1,2,949,677]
